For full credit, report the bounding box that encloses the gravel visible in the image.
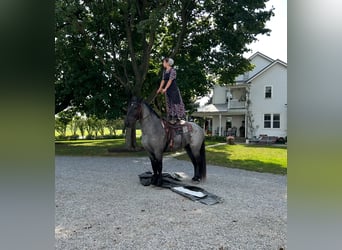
[55,156,287,250]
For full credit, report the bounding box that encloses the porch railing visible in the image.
[228,99,246,109]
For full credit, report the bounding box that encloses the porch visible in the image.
[192,107,247,138]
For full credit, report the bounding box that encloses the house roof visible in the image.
[197,104,228,113]
[248,51,275,62]
[194,103,246,116]
[246,59,287,83]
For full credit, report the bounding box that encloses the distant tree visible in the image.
[70,116,80,136]
[85,115,97,137]
[78,116,87,138]
[96,119,107,137]
[55,118,66,137]
[55,108,75,137]
[107,119,124,136]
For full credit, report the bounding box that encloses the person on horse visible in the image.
[156,57,186,124]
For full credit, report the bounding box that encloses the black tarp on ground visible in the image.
[138,172,223,205]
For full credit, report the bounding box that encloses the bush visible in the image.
[85,134,96,140]
[275,137,286,144]
[205,135,226,142]
[226,136,235,145]
[55,134,80,141]
[94,134,125,139]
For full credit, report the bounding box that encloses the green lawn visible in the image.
[55,138,287,175]
[55,138,147,157]
[177,144,287,175]
[55,138,220,157]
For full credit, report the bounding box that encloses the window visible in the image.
[265,86,272,98]
[273,114,280,128]
[264,114,280,128]
[264,114,271,128]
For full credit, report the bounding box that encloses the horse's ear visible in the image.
[131,96,138,102]
[130,95,143,104]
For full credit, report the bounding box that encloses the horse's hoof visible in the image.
[156,177,163,187]
[192,177,201,183]
[151,175,158,185]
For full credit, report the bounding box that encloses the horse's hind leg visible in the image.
[185,145,200,182]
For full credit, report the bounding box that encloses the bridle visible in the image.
[130,101,151,122]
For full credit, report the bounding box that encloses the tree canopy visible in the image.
[55,0,274,116]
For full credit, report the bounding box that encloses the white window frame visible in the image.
[264,114,271,128]
[273,114,280,128]
[264,85,273,99]
[264,113,281,129]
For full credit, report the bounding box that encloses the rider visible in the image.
[156,57,186,124]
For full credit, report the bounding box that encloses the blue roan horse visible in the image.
[125,97,206,186]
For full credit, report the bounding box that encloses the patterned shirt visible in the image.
[163,68,176,80]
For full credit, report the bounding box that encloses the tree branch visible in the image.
[124,4,140,85]
[170,0,193,57]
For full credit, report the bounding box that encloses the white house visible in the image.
[193,52,287,139]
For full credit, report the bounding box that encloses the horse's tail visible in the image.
[200,141,207,180]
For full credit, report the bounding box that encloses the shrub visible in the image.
[205,135,226,142]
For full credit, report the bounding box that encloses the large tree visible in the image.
[55,0,274,149]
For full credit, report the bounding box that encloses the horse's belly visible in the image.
[170,134,188,150]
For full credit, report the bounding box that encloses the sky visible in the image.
[244,0,287,62]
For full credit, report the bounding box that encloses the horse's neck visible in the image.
[140,104,162,134]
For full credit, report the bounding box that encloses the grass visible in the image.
[55,138,147,157]
[55,137,221,157]
[55,138,287,175]
[176,144,287,175]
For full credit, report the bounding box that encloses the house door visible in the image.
[225,117,232,136]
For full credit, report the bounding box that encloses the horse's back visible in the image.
[187,121,205,143]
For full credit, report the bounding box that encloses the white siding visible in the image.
[249,55,273,79]
[235,54,273,82]
[212,85,228,104]
[248,63,287,138]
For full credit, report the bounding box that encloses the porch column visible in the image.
[219,114,222,136]
[203,116,206,132]
[245,113,248,138]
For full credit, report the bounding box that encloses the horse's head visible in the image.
[125,96,142,128]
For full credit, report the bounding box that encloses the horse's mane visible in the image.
[142,101,161,119]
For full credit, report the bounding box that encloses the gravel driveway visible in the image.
[55,156,287,250]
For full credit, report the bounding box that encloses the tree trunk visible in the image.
[125,123,137,150]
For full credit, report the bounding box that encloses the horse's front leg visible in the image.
[156,158,163,186]
[149,155,163,186]
[149,156,158,185]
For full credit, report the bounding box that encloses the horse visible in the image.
[124,97,206,186]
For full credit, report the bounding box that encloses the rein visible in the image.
[132,95,158,122]
[135,102,151,122]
